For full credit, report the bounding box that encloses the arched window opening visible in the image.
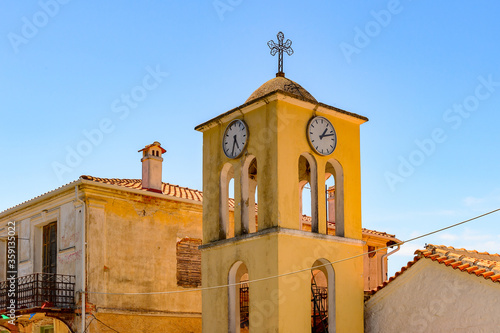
[299,154,318,232]
[254,185,258,232]
[241,156,258,234]
[229,262,250,333]
[220,163,235,240]
[325,160,344,237]
[324,174,335,235]
[299,181,312,231]
[311,259,335,333]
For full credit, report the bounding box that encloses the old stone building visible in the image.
[0,142,207,333]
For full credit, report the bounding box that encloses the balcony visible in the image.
[0,273,75,314]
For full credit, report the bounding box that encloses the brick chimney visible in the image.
[138,141,166,192]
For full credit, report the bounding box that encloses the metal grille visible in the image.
[0,273,75,311]
[239,283,249,330]
[311,284,328,332]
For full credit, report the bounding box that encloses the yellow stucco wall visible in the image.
[90,313,201,333]
[84,186,205,332]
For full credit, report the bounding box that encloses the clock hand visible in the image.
[321,133,335,138]
[234,135,240,149]
[231,136,237,156]
[319,128,328,140]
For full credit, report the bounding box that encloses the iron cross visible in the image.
[268,31,293,77]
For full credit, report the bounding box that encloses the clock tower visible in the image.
[195,74,368,332]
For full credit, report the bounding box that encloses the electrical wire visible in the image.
[83,317,94,333]
[84,207,500,296]
[91,314,120,333]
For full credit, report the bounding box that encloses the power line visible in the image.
[84,207,500,296]
[83,317,94,333]
[91,314,120,333]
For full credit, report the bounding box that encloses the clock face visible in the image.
[223,119,248,159]
[307,116,337,156]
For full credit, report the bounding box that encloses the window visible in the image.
[176,238,202,288]
[299,153,318,232]
[229,261,249,333]
[220,163,235,239]
[40,326,54,333]
[311,259,335,333]
[325,160,344,237]
[241,156,258,234]
[42,222,57,274]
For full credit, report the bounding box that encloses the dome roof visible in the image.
[245,76,317,104]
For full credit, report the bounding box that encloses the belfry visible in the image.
[195,32,368,332]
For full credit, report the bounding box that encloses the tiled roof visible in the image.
[301,215,397,240]
[81,175,210,204]
[367,244,500,296]
[415,244,500,283]
[80,175,244,208]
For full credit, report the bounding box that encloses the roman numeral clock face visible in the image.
[223,119,248,159]
[307,116,337,155]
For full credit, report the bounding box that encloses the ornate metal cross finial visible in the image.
[268,31,293,77]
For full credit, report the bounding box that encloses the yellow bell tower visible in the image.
[195,74,368,332]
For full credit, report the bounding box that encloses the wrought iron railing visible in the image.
[239,283,249,330]
[0,273,75,311]
[311,285,328,333]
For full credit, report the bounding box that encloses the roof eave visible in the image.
[195,90,368,132]
[0,179,82,220]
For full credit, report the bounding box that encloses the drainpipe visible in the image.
[381,244,400,283]
[75,186,86,333]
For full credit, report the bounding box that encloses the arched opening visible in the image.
[254,185,258,232]
[299,181,311,231]
[228,261,249,333]
[311,259,335,333]
[325,160,344,237]
[324,173,335,235]
[220,163,235,240]
[299,153,318,232]
[241,156,258,234]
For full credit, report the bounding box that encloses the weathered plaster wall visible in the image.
[365,259,500,333]
[85,188,204,319]
[91,312,201,333]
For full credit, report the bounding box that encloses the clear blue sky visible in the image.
[1,1,500,276]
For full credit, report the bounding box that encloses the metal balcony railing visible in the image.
[0,273,75,312]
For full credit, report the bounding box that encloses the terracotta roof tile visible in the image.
[80,175,243,211]
[367,244,500,299]
[414,244,500,284]
[80,175,205,203]
[491,274,500,282]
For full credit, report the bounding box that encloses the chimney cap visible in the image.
[138,141,166,154]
